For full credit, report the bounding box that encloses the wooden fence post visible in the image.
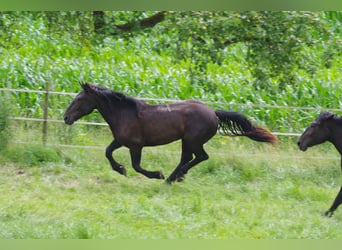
[42,82,49,145]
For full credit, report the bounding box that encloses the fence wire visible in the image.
[2,87,342,112]
[2,87,342,140]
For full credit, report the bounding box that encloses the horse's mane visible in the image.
[332,114,342,126]
[316,112,342,126]
[81,82,145,111]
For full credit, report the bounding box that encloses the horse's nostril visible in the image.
[64,116,70,124]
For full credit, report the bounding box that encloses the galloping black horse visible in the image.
[64,83,277,183]
[298,112,342,216]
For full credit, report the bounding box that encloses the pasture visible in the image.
[0,11,342,240]
[0,127,342,239]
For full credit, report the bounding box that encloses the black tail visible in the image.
[215,110,278,143]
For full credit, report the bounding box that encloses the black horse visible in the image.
[64,83,277,183]
[298,112,342,216]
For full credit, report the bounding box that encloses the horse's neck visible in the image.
[95,98,136,127]
[95,98,120,124]
[329,123,342,155]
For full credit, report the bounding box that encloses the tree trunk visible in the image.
[93,11,105,34]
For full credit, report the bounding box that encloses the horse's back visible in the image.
[180,101,218,141]
[146,100,216,125]
[139,100,218,145]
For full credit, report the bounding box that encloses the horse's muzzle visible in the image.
[297,140,307,151]
[64,115,74,125]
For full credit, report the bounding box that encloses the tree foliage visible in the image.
[85,11,341,91]
[0,11,341,133]
[158,11,339,91]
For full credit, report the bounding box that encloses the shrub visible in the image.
[0,97,10,151]
[3,144,64,166]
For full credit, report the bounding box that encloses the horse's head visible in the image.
[297,112,335,151]
[64,83,97,125]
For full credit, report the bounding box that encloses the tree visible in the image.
[93,11,338,91]
[159,11,335,91]
[2,11,338,91]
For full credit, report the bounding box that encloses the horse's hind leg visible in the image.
[106,140,127,176]
[325,186,342,217]
[130,148,165,179]
[177,145,209,181]
[166,145,209,183]
[165,144,193,184]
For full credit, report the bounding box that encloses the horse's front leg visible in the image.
[106,140,127,176]
[325,186,342,217]
[129,147,165,179]
[326,158,342,216]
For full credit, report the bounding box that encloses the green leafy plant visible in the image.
[0,96,10,151]
[0,11,341,134]
[3,144,64,166]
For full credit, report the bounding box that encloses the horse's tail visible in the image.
[215,110,278,144]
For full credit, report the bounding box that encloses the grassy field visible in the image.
[1,129,342,239]
[1,11,342,240]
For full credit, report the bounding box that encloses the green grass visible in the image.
[1,132,342,239]
[1,12,342,240]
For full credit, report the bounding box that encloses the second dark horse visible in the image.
[64,83,277,183]
[298,112,342,216]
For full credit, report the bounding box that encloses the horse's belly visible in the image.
[143,127,182,146]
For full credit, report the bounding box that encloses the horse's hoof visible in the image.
[165,178,173,184]
[118,166,127,176]
[175,176,185,182]
[158,171,165,179]
[325,210,334,217]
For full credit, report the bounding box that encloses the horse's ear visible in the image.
[327,113,336,120]
[321,112,336,122]
[79,82,92,93]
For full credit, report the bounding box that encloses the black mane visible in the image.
[316,112,342,126]
[334,115,342,126]
[83,83,145,112]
